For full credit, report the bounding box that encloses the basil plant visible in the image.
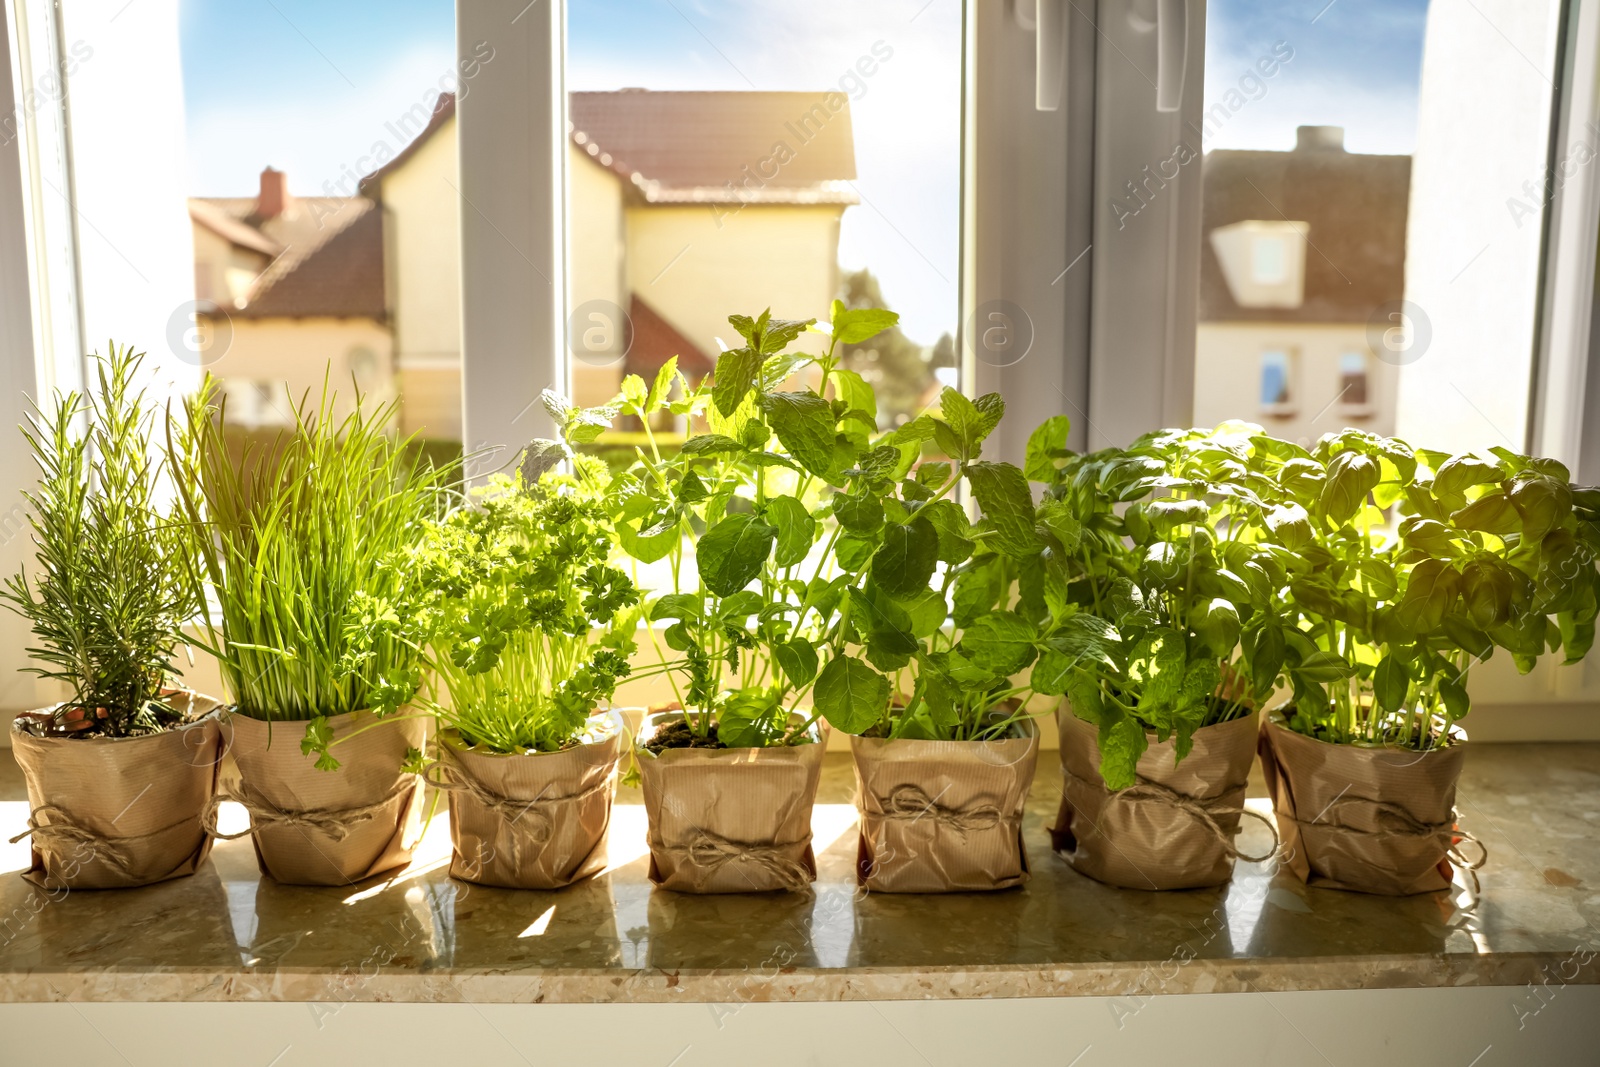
[1246,430,1600,748]
[607,303,901,747]
[1028,422,1287,788]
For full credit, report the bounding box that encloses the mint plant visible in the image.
[609,303,900,748]
[1025,423,1286,787]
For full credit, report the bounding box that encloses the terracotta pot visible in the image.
[1052,705,1271,890]
[850,718,1038,893]
[215,709,426,886]
[1257,712,1483,895]
[9,692,223,890]
[635,711,825,893]
[436,713,621,890]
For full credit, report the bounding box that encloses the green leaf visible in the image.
[1192,597,1242,658]
[871,516,939,598]
[834,491,885,535]
[1294,650,1357,683]
[952,555,1005,627]
[1433,453,1506,505]
[1450,492,1521,536]
[1264,503,1312,550]
[813,655,890,735]
[1128,630,1187,712]
[967,461,1041,557]
[679,434,747,457]
[1394,558,1460,634]
[697,513,776,598]
[1374,655,1410,713]
[920,499,975,563]
[959,611,1039,676]
[1024,415,1071,482]
[939,388,983,456]
[831,303,900,345]
[1439,675,1470,722]
[762,391,837,478]
[1098,713,1149,792]
[765,496,816,568]
[1318,451,1382,524]
[646,355,678,412]
[774,638,818,687]
[830,366,878,435]
[712,347,763,417]
[974,393,1005,439]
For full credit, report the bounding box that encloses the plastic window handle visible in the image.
[1035,0,1067,112]
[1156,0,1187,113]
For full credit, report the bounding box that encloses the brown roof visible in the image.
[570,90,857,205]
[192,195,385,320]
[363,89,858,206]
[189,199,280,257]
[1199,135,1410,324]
[626,294,713,378]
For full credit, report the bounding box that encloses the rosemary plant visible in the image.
[3,345,195,737]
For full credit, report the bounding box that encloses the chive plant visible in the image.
[3,346,194,737]
[168,377,448,742]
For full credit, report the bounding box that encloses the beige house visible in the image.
[363,89,858,438]
[193,90,858,443]
[1193,126,1411,444]
[190,168,393,427]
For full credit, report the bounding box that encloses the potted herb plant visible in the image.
[1033,423,1281,890]
[4,346,222,890]
[810,384,1043,893]
[347,404,641,890]
[169,378,449,886]
[606,304,898,893]
[1249,430,1600,894]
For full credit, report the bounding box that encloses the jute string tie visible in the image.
[661,829,814,891]
[9,804,193,881]
[1070,770,1281,864]
[1283,795,1489,900]
[880,784,1005,836]
[200,779,416,843]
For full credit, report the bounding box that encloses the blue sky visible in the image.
[179,0,1430,343]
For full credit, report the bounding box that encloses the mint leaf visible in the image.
[831,303,899,345]
[1024,415,1071,481]
[967,461,1041,557]
[813,655,889,734]
[712,347,763,417]
[959,611,1038,676]
[765,495,816,567]
[939,387,982,456]
[870,516,939,598]
[762,391,836,478]
[646,355,678,412]
[834,491,885,535]
[697,513,776,597]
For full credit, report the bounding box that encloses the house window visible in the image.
[1338,350,1370,408]
[1260,350,1294,412]
[1250,235,1287,284]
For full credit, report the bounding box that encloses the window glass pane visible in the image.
[565,0,963,452]
[180,1,460,454]
[1192,0,1564,452]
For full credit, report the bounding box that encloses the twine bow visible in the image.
[200,779,416,843]
[1097,775,1281,864]
[424,751,614,869]
[881,784,1005,836]
[662,829,814,892]
[1285,795,1489,902]
[9,804,196,882]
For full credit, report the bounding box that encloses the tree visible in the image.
[835,268,942,425]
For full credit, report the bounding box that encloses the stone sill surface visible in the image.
[1,743,1596,1004]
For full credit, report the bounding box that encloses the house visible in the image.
[361,88,859,441]
[1193,126,1411,443]
[190,167,392,427]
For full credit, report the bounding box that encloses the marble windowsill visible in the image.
[0,743,1596,1004]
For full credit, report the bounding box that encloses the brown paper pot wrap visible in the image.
[1052,705,1272,890]
[636,712,825,893]
[213,709,426,886]
[9,693,223,890]
[1257,713,1484,895]
[851,718,1039,894]
[434,714,621,890]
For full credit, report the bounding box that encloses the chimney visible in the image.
[257,167,291,219]
[1295,125,1345,152]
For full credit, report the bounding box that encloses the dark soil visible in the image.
[12,700,189,740]
[642,718,728,754]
